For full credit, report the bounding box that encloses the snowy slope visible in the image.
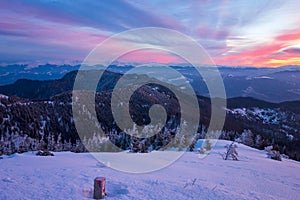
[0,140,299,200]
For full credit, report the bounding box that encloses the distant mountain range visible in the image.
[0,64,80,86]
[0,64,299,102]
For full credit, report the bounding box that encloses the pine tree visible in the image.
[223,142,238,160]
[240,129,254,146]
[254,134,263,148]
[188,132,201,152]
[178,133,187,151]
[56,133,62,152]
[10,141,16,154]
[130,135,140,153]
[129,125,141,153]
[205,139,212,151]
[293,153,298,161]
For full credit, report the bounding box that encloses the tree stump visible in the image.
[94,177,106,199]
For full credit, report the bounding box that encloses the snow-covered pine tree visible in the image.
[205,139,212,151]
[223,142,238,160]
[178,132,187,151]
[188,132,201,152]
[130,135,140,153]
[254,134,263,148]
[129,124,141,153]
[0,139,4,155]
[55,133,62,152]
[239,129,254,146]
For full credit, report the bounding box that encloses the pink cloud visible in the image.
[116,49,184,64]
[1,0,300,67]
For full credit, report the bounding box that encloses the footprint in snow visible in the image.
[82,187,93,198]
[2,177,14,183]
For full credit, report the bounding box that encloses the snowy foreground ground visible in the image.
[0,140,299,200]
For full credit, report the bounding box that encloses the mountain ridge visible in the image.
[0,67,300,103]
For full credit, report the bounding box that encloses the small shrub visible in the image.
[199,147,205,154]
[267,150,282,161]
[265,145,282,161]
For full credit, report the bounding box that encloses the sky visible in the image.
[1,0,300,67]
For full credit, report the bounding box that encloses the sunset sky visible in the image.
[1,0,300,67]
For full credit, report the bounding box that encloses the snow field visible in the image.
[0,140,299,200]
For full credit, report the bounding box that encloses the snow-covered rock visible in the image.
[0,94,8,99]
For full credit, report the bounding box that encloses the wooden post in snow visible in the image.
[94,177,106,199]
